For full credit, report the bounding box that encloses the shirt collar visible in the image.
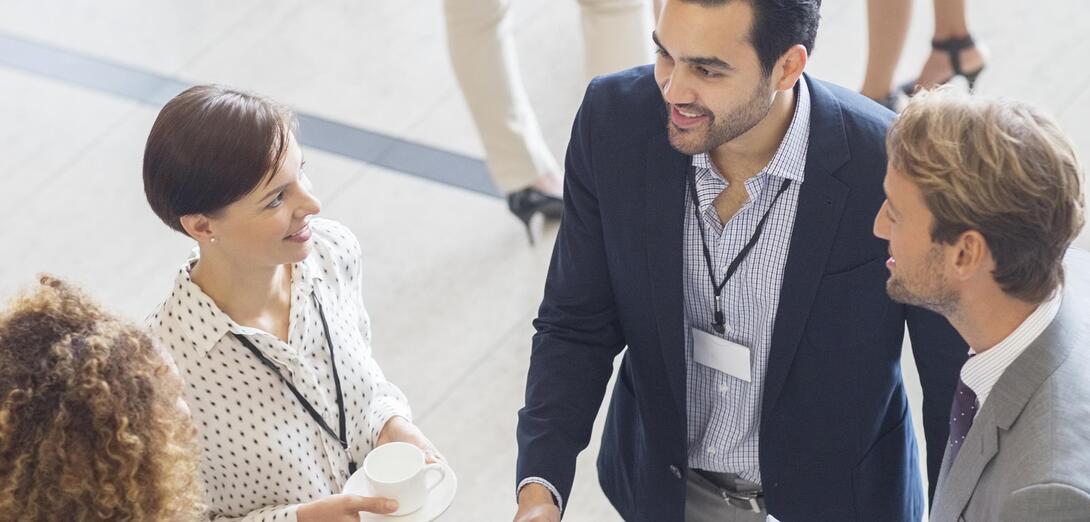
[166,254,241,355]
[169,247,325,355]
[961,288,1063,407]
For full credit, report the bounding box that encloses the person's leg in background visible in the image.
[861,0,912,107]
[577,0,654,81]
[444,0,654,242]
[443,0,565,241]
[909,0,987,91]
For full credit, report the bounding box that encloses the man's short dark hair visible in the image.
[143,85,297,235]
[683,0,822,76]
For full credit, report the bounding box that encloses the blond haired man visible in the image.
[874,88,1090,522]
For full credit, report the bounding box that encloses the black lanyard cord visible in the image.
[232,290,357,476]
[688,165,792,334]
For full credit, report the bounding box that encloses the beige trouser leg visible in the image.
[444,0,559,194]
[577,0,654,80]
[444,0,652,194]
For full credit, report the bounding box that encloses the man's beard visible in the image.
[886,245,960,317]
[666,78,775,155]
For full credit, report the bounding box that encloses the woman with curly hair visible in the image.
[0,276,204,521]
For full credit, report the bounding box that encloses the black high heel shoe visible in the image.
[507,187,563,245]
[900,35,986,96]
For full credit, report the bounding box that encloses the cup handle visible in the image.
[423,463,447,493]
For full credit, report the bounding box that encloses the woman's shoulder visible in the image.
[306,218,364,286]
[145,262,191,331]
[309,218,361,257]
[144,259,233,359]
[145,273,190,353]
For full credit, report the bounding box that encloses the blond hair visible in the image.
[0,277,204,521]
[887,88,1085,303]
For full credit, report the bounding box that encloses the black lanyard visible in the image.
[232,291,356,476]
[688,165,792,334]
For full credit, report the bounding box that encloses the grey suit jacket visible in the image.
[930,249,1090,522]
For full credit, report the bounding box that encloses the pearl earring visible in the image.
[210,237,217,243]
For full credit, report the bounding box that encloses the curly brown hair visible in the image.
[0,277,204,521]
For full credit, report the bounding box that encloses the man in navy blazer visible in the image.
[514,1,967,521]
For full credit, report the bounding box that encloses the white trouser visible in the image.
[444,0,653,192]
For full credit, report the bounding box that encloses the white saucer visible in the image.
[343,464,457,521]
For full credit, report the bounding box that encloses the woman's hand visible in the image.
[297,494,397,522]
[376,416,445,464]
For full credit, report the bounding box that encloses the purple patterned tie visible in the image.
[947,375,978,464]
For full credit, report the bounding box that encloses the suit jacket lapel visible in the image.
[643,130,689,415]
[761,77,851,417]
[932,407,1000,519]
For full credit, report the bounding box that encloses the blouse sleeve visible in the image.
[207,503,299,521]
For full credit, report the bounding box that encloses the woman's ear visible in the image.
[179,214,216,243]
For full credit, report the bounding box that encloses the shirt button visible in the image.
[706,446,718,457]
[718,383,728,395]
[669,465,682,479]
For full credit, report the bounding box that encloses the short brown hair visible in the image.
[888,87,1085,303]
[143,85,297,235]
[679,0,822,76]
[0,277,203,520]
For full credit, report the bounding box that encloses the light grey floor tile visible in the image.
[0,0,263,75]
[413,322,623,522]
[317,163,560,413]
[178,0,464,150]
[0,68,141,212]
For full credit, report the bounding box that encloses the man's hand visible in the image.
[513,483,561,522]
[297,494,397,522]
[376,416,445,464]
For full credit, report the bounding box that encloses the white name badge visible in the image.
[692,328,752,382]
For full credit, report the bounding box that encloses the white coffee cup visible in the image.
[363,442,447,516]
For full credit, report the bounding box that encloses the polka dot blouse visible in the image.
[147,218,411,521]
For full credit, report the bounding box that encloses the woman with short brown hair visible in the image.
[143,85,443,521]
[0,277,203,521]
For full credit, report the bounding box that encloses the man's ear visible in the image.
[951,230,991,281]
[774,44,808,92]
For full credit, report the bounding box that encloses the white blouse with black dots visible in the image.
[147,218,411,521]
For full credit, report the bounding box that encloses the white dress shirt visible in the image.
[683,79,809,482]
[148,218,411,521]
[962,288,1063,408]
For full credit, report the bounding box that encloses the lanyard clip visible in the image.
[713,295,726,334]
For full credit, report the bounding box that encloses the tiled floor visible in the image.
[1,1,1087,520]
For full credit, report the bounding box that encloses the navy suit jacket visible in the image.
[516,67,968,521]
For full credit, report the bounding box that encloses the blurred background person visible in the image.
[0,276,204,521]
[444,0,654,242]
[861,0,988,109]
[143,85,443,521]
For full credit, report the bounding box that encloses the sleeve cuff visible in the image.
[371,397,412,447]
[517,477,564,514]
[211,503,297,521]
